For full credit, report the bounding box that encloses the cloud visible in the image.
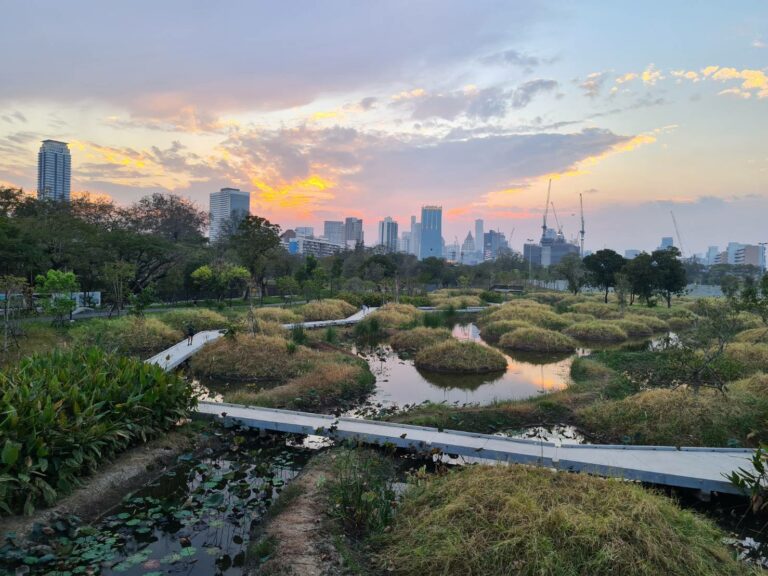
[753,38,766,49]
[481,49,551,72]
[615,72,638,85]
[511,79,559,108]
[641,64,664,85]
[579,72,608,98]
[1,111,27,124]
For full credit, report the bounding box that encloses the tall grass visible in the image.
[478,320,534,344]
[568,302,622,319]
[248,307,302,324]
[735,327,768,343]
[564,320,628,342]
[415,340,507,373]
[481,305,570,331]
[70,317,181,358]
[611,319,653,338]
[389,327,451,353]
[378,466,746,576]
[499,327,577,353]
[299,299,356,321]
[159,308,227,332]
[0,348,194,515]
[368,303,423,329]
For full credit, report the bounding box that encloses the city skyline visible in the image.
[1,1,766,255]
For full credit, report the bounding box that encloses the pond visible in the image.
[3,428,314,576]
[356,323,581,408]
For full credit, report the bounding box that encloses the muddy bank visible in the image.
[0,426,205,539]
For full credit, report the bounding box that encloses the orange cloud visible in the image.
[391,88,427,101]
[251,174,336,217]
[641,64,664,85]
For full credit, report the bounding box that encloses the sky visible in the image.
[0,0,766,255]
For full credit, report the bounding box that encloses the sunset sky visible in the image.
[1,1,766,255]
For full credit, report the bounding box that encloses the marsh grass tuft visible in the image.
[564,320,628,342]
[71,316,181,357]
[499,327,576,353]
[389,327,451,353]
[415,340,506,374]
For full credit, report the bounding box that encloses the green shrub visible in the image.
[0,348,194,515]
[335,291,363,308]
[71,317,181,358]
[611,319,653,338]
[415,340,507,373]
[499,327,577,353]
[353,316,384,345]
[159,308,227,332]
[324,326,338,344]
[564,321,628,342]
[290,325,308,345]
[479,290,504,303]
[378,466,746,576]
[299,299,357,321]
[390,327,452,352]
[479,320,533,344]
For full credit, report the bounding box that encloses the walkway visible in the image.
[196,402,754,495]
[281,307,376,330]
[145,329,226,371]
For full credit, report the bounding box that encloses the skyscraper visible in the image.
[474,218,484,260]
[323,221,345,245]
[344,217,364,246]
[410,215,421,257]
[37,140,71,202]
[419,206,442,260]
[377,217,399,252]
[209,187,250,242]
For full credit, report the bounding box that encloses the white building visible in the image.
[209,188,250,242]
[37,140,71,202]
[295,226,314,238]
[323,221,345,245]
[377,216,399,252]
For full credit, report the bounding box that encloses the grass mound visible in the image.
[568,302,622,319]
[368,303,422,329]
[378,466,745,576]
[560,312,595,324]
[734,327,768,343]
[160,308,227,332]
[724,343,768,374]
[0,348,193,515]
[299,299,357,321]
[431,295,483,310]
[624,313,669,332]
[190,334,315,381]
[225,354,374,411]
[482,304,570,331]
[479,320,534,344]
[499,327,576,353]
[390,327,452,353]
[414,340,506,374]
[71,317,181,358]
[564,320,628,342]
[611,319,653,338]
[248,307,302,324]
[578,374,768,446]
[668,315,697,331]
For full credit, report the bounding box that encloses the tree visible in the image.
[103,260,135,317]
[120,193,207,243]
[652,247,687,308]
[35,269,79,326]
[554,253,587,295]
[583,249,626,303]
[231,216,281,304]
[0,275,27,353]
[623,252,656,305]
[276,275,300,305]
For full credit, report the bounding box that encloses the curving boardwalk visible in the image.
[146,329,226,371]
[196,402,755,495]
[281,306,376,330]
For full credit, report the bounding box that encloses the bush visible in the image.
[225,355,374,411]
[378,466,745,576]
[71,317,181,358]
[611,319,653,338]
[499,327,577,353]
[578,374,768,446]
[564,321,628,342]
[353,316,384,346]
[415,340,506,374]
[368,303,423,329]
[159,308,227,332]
[735,327,768,343]
[249,307,302,324]
[299,299,357,321]
[335,291,363,308]
[479,290,504,304]
[568,302,622,319]
[479,320,533,344]
[0,348,194,515]
[390,327,452,353]
[190,334,315,382]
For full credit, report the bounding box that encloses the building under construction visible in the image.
[523,180,582,268]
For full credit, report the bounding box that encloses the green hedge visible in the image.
[0,348,195,516]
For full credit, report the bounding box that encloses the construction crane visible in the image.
[541,179,552,239]
[550,202,563,235]
[579,193,585,257]
[670,211,685,257]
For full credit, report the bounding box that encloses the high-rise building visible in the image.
[295,226,314,238]
[209,187,250,242]
[659,236,674,250]
[399,231,412,254]
[410,215,421,257]
[377,217,399,252]
[624,249,641,259]
[706,246,719,266]
[419,206,442,260]
[484,230,509,260]
[474,219,484,260]
[461,232,477,264]
[323,221,345,245]
[37,140,71,202]
[344,217,364,246]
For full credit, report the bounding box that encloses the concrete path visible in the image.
[196,401,755,495]
[145,329,226,371]
[282,306,377,330]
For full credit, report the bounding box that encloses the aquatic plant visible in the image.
[247,306,302,324]
[70,316,181,357]
[479,320,534,344]
[610,319,654,338]
[368,303,423,329]
[498,327,577,353]
[299,299,356,321]
[159,308,227,332]
[389,327,452,353]
[564,320,628,342]
[415,340,507,374]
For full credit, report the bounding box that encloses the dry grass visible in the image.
[564,320,628,342]
[724,342,768,374]
[159,308,227,332]
[70,316,181,358]
[299,299,357,321]
[482,304,570,331]
[624,313,669,332]
[578,374,768,446]
[479,320,534,344]
[389,327,452,353]
[568,302,623,319]
[415,340,507,374]
[368,303,423,329]
[560,312,596,324]
[735,327,768,343]
[431,295,483,309]
[190,334,315,381]
[668,315,697,331]
[224,356,374,411]
[498,327,577,353]
[249,307,303,324]
[611,319,653,338]
[378,465,747,576]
